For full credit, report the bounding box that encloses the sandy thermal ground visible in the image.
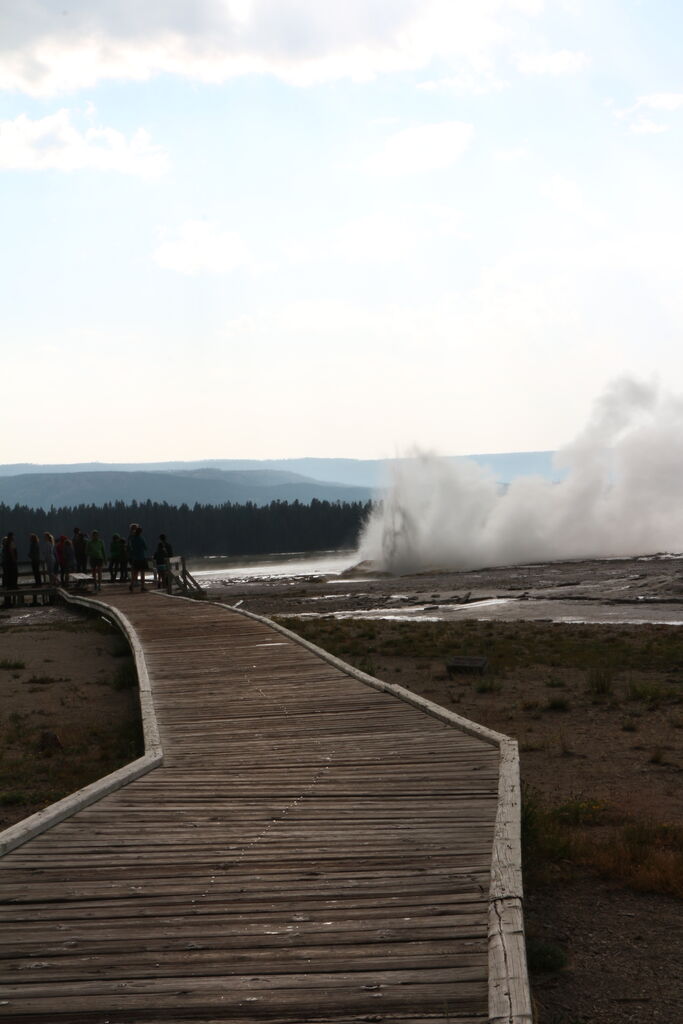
[205,551,683,623]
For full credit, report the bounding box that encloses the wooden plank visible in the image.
[0,982,487,1019]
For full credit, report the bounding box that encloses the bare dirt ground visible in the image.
[0,603,143,830]
[206,553,683,1024]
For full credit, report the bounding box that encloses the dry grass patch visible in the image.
[524,788,683,899]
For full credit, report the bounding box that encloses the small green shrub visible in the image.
[526,937,567,973]
[521,786,574,868]
[627,681,677,707]
[0,790,28,806]
[476,677,502,694]
[553,797,605,827]
[587,666,613,698]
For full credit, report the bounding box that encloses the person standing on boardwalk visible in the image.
[128,525,148,592]
[61,537,76,587]
[87,530,107,591]
[73,528,87,574]
[124,523,138,580]
[119,535,129,582]
[1,533,18,606]
[41,532,57,585]
[109,533,125,582]
[28,533,41,586]
[58,535,77,585]
[154,534,173,589]
[55,535,69,586]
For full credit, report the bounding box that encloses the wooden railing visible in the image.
[165,555,204,597]
[4,557,204,600]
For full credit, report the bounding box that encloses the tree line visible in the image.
[0,499,372,558]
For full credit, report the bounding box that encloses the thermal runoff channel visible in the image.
[360,378,683,573]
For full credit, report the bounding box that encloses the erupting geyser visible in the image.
[359,378,683,573]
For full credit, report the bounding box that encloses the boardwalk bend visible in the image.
[1,587,530,1023]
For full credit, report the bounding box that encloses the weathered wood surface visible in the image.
[1,592,507,1023]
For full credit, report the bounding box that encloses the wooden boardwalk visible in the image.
[0,590,528,1023]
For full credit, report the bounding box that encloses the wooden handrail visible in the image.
[5,556,204,599]
[166,555,204,597]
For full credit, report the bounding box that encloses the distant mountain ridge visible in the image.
[0,453,565,509]
[0,451,562,486]
[0,469,373,510]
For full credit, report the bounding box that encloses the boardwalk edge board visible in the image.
[61,590,163,758]
[0,590,164,858]
[0,752,161,858]
[168,592,532,1024]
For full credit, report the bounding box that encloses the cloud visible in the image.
[422,203,467,238]
[514,49,588,75]
[629,118,668,136]
[331,213,417,264]
[494,144,529,161]
[0,0,549,96]
[365,121,474,176]
[613,92,683,134]
[211,239,635,456]
[0,108,167,176]
[633,93,683,112]
[417,69,509,95]
[153,221,253,275]
[285,203,466,268]
[541,174,605,227]
[333,206,465,262]
[541,175,584,213]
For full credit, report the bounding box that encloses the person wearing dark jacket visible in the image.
[128,526,148,593]
[109,534,125,582]
[28,534,41,586]
[2,532,18,606]
[55,536,69,586]
[73,528,87,573]
[154,534,173,589]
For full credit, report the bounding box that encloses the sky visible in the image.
[1,0,683,464]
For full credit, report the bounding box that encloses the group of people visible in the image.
[1,525,174,600]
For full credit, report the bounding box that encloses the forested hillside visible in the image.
[0,499,371,558]
[0,469,373,509]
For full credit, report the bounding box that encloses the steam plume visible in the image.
[359,378,683,572]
